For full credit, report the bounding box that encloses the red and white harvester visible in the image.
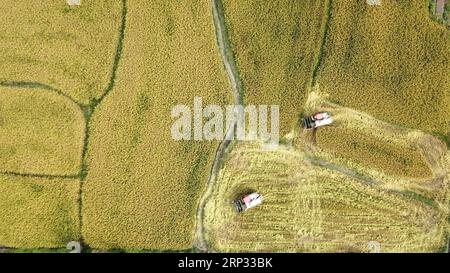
[302,112,333,129]
[233,192,263,213]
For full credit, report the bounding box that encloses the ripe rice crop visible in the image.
[315,126,433,178]
[0,0,122,104]
[0,87,85,176]
[82,0,232,250]
[0,174,80,248]
[222,0,330,135]
[317,0,450,137]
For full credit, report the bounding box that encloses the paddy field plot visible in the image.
[0,0,448,253]
[316,0,450,137]
[0,0,122,104]
[0,87,85,176]
[222,0,330,135]
[204,142,448,252]
[302,92,446,200]
[82,0,232,250]
[0,174,80,248]
[315,126,432,179]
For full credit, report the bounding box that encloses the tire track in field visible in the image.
[193,0,243,252]
[303,155,380,185]
[310,0,332,87]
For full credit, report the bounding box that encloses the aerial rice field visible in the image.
[0,87,84,176]
[204,142,448,252]
[316,0,450,137]
[222,0,330,135]
[0,0,122,104]
[82,0,232,250]
[0,174,80,248]
[0,0,448,253]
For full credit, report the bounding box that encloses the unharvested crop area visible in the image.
[0,87,84,176]
[222,0,330,135]
[0,0,122,250]
[0,174,80,248]
[316,0,450,137]
[204,142,448,252]
[82,0,231,250]
[316,126,432,178]
[0,0,122,104]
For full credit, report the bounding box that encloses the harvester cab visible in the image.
[302,112,333,129]
[233,192,263,213]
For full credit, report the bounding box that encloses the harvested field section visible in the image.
[303,94,445,198]
[0,87,84,176]
[204,142,446,252]
[315,126,432,179]
[0,0,122,104]
[82,0,232,250]
[0,174,80,248]
[317,0,450,136]
[222,0,330,135]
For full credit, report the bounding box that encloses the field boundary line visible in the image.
[0,80,84,108]
[210,0,243,104]
[79,0,128,180]
[80,0,128,178]
[0,171,79,180]
[92,0,128,107]
[77,0,128,249]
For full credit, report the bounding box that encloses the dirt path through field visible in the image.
[193,0,244,252]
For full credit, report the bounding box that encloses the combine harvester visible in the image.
[302,112,333,129]
[233,193,263,213]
